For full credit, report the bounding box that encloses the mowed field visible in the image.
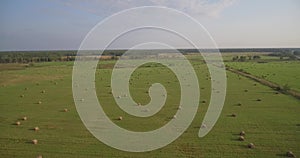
[226,61,300,91]
[0,55,299,157]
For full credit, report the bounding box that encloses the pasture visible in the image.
[0,55,299,157]
[226,61,300,91]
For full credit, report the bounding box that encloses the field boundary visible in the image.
[226,66,300,100]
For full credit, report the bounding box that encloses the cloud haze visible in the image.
[56,0,236,18]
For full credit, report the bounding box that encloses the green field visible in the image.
[226,61,300,91]
[0,56,299,157]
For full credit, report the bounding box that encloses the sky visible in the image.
[0,0,299,51]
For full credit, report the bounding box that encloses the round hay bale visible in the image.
[36,155,42,158]
[38,101,42,104]
[117,96,121,99]
[16,121,21,125]
[64,108,68,112]
[178,106,182,110]
[247,143,255,149]
[240,131,246,136]
[32,139,38,145]
[22,116,27,121]
[238,136,245,141]
[34,127,39,131]
[173,115,177,119]
[201,123,207,129]
[286,151,295,157]
[256,98,262,101]
[41,90,46,93]
[231,113,237,117]
[20,94,25,98]
[118,116,123,120]
[80,98,84,102]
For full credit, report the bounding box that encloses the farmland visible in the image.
[226,61,300,91]
[0,53,299,157]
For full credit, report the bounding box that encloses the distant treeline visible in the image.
[0,48,299,63]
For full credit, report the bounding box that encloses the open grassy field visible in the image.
[226,61,300,92]
[0,56,299,157]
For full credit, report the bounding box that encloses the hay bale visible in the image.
[41,90,46,93]
[38,101,42,104]
[178,106,182,110]
[286,151,295,157]
[32,139,38,145]
[64,108,68,112]
[145,109,150,112]
[20,94,25,98]
[201,123,207,129]
[238,136,245,141]
[36,155,42,158]
[240,131,246,136]
[16,121,21,125]
[118,116,123,120]
[34,127,39,131]
[22,116,27,121]
[247,143,255,149]
[173,115,177,119]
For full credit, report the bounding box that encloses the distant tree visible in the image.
[293,51,300,55]
[232,56,239,61]
[253,55,261,60]
[239,56,247,62]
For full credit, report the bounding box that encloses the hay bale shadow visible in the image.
[275,153,287,157]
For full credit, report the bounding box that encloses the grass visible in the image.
[226,60,300,91]
[0,56,299,157]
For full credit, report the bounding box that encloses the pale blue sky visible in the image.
[0,0,299,51]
